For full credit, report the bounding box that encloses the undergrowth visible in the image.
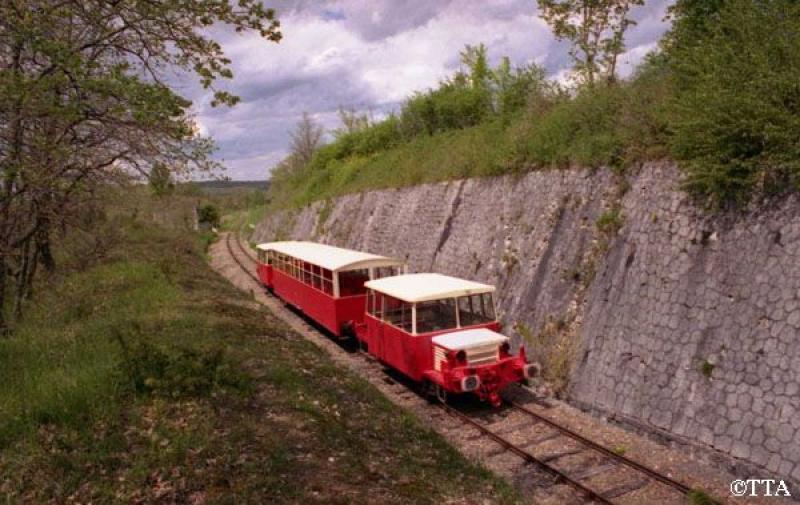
[0,216,519,504]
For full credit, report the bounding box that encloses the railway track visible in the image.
[222,231,715,505]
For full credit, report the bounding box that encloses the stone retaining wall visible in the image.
[254,162,800,485]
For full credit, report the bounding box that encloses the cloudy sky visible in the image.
[185,0,673,180]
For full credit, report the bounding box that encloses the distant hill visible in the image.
[191,180,270,195]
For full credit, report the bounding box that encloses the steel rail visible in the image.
[439,402,615,505]
[508,401,706,500]
[225,232,260,283]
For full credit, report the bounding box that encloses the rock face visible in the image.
[253,162,800,483]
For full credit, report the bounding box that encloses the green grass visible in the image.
[688,488,716,505]
[268,80,665,210]
[272,120,517,208]
[0,218,519,504]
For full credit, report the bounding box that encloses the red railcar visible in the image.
[255,241,405,337]
[359,273,537,406]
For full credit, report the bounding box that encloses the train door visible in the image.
[380,296,413,375]
[366,290,385,359]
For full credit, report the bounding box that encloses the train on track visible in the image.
[255,241,538,406]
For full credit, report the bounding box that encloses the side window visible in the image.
[482,293,496,321]
[370,292,384,319]
[321,268,333,295]
[383,295,412,332]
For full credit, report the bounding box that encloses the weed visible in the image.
[700,359,715,379]
[515,318,578,396]
[596,206,624,235]
[314,198,334,237]
[688,488,716,505]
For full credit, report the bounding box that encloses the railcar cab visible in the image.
[361,273,537,406]
[255,241,405,338]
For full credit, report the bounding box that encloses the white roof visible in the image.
[364,273,494,303]
[256,241,403,272]
[432,328,508,350]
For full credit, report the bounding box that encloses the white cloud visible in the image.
[185,1,672,180]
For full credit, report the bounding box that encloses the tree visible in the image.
[0,0,282,331]
[198,204,221,228]
[460,43,491,89]
[536,0,643,85]
[334,107,371,137]
[149,163,175,197]
[289,112,324,165]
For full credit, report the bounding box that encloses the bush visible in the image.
[596,207,624,235]
[519,84,624,169]
[115,327,243,397]
[198,203,220,227]
[667,0,800,205]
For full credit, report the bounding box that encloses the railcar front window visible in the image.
[415,299,457,334]
[338,269,370,296]
[457,293,496,327]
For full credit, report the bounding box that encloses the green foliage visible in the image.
[197,203,220,227]
[596,206,624,235]
[0,220,520,504]
[518,84,624,169]
[666,0,800,205]
[700,359,715,379]
[148,163,175,197]
[688,488,716,505]
[115,328,244,397]
[537,0,644,85]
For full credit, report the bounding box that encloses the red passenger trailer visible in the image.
[255,241,405,338]
[360,273,537,406]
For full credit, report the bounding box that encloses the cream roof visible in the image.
[364,273,494,303]
[256,241,403,272]
[432,328,508,350]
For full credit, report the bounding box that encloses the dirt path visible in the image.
[210,233,789,505]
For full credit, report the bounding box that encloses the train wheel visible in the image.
[419,380,438,403]
[435,384,448,404]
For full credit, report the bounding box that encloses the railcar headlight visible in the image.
[499,341,510,356]
[460,375,480,392]
[524,363,541,378]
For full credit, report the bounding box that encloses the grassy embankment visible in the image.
[269,0,800,210]
[0,217,518,503]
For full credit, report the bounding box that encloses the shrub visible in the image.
[198,203,220,227]
[596,207,624,235]
[667,0,800,205]
[519,84,625,169]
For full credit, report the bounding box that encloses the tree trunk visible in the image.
[0,255,7,336]
[13,239,30,319]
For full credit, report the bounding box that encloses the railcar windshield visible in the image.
[457,293,496,327]
[415,299,458,334]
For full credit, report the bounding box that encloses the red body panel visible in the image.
[257,263,365,337]
[360,315,527,404]
[255,258,528,405]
